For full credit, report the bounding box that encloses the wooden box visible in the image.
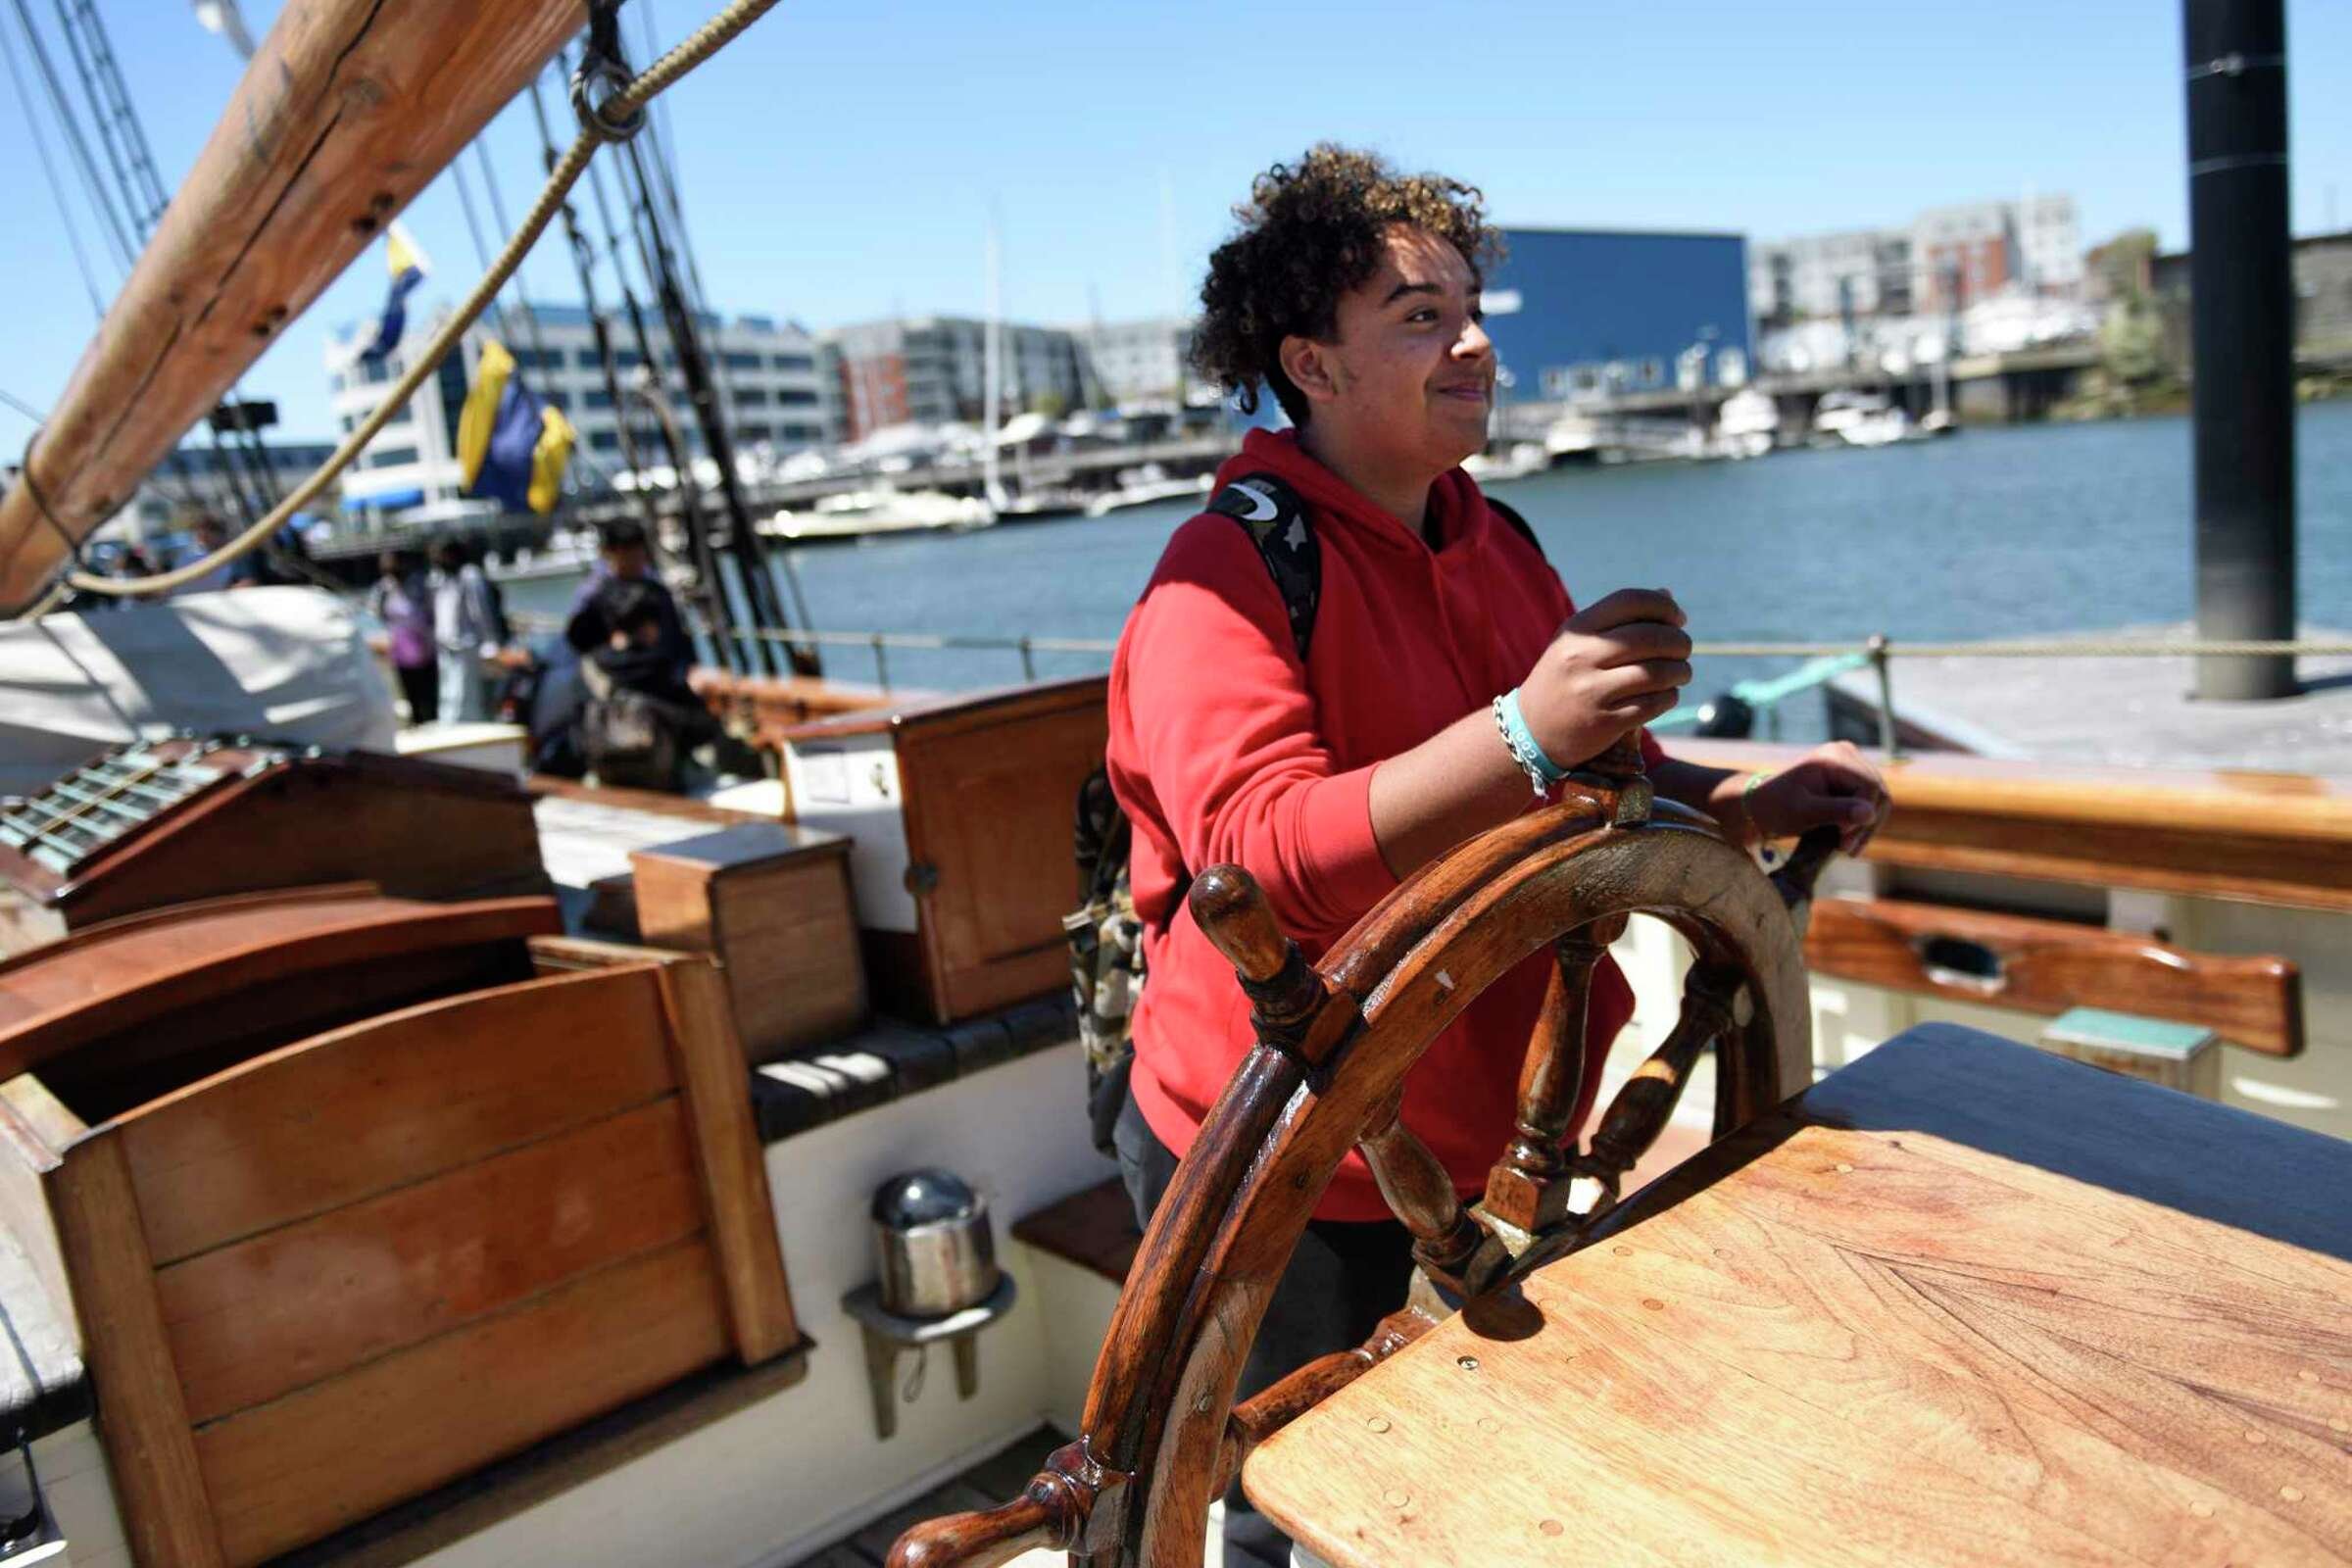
[0,892,798,1567]
[631,822,867,1061]
[778,676,1107,1026]
[0,738,546,956]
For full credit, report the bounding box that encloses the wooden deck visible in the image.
[1246,1027,2352,1567]
[1832,622,2352,775]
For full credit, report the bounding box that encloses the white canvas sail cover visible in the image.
[0,587,397,796]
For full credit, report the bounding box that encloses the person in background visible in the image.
[367,548,438,724]
[173,514,239,595]
[428,534,503,722]
[564,518,692,685]
[570,576,717,791]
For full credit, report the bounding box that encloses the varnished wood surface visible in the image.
[795,676,1108,1026]
[774,675,1105,745]
[1807,894,2302,1054]
[0,0,587,608]
[690,670,892,755]
[1670,739,2352,911]
[1010,1178,1142,1287]
[1244,1026,2352,1567]
[896,678,1110,1023]
[194,1236,731,1565]
[0,892,561,1081]
[116,963,676,1265]
[4,747,548,928]
[271,1349,811,1568]
[44,1131,227,1567]
[525,773,769,824]
[153,1098,702,1424]
[653,957,802,1363]
[633,827,867,1059]
[32,944,799,1563]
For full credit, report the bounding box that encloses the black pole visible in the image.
[2183,0,2296,700]
[623,140,816,677]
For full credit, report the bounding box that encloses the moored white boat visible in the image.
[1813,389,1919,448]
[763,488,996,543]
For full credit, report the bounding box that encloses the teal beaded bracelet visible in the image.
[1492,688,1567,798]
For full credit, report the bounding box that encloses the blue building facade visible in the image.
[1484,228,1753,400]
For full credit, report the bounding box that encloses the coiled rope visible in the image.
[16,0,782,617]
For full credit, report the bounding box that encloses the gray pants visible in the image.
[436,648,491,723]
[1111,1089,1415,1568]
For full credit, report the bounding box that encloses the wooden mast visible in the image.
[0,0,588,612]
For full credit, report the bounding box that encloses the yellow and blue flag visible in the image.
[457,339,577,515]
[358,223,429,364]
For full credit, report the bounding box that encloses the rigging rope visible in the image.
[35,0,788,607]
[0,8,107,319]
[5,0,134,270]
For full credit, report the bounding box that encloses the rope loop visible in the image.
[571,0,647,142]
[570,54,647,143]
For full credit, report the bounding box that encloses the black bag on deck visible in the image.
[1064,473,1546,1155]
[577,657,685,792]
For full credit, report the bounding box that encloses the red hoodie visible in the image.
[1106,428,1660,1222]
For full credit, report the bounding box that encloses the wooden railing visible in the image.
[1669,739,2352,913]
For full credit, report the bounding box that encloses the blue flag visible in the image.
[359,224,428,365]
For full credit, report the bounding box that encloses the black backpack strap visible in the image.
[1486,495,1545,562]
[1206,471,1319,662]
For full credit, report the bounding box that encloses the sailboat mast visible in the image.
[982,217,1004,513]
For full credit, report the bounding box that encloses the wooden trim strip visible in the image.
[1805,896,2303,1055]
[1667,739,2352,910]
[773,674,1106,744]
[46,1130,227,1567]
[654,958,800,1363]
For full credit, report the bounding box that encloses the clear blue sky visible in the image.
[3,0,2347,442]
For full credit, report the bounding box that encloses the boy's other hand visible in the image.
[1747,741,1891,855]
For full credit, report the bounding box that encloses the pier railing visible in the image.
[509,610,2352,757]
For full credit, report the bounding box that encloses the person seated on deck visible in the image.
[1103,143,1891,1567]
[568,576,718,791]
[564,518,692,686]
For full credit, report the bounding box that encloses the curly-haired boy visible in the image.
[1103,144,1887,1562]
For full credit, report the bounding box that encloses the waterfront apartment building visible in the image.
[324,303,838,516]
[826,317,1092,441]
[1750,196,2082,326]
[1069,317,1200,406]
[1480,227,1755,407]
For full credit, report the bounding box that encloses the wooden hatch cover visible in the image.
[0,884,563,1082]
[0,737,546,939]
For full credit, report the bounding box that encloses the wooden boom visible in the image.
[0,0,587,612]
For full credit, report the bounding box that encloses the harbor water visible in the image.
[508,404,2352,741]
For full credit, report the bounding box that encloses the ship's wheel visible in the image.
[889,737,1838,1568]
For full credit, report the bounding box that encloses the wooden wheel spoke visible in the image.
[1568,961,1745,1211]
[1359,1094,1489,1292]
[1481,915,1629,1239]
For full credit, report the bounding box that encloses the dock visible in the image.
[1828,623,2352,775]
